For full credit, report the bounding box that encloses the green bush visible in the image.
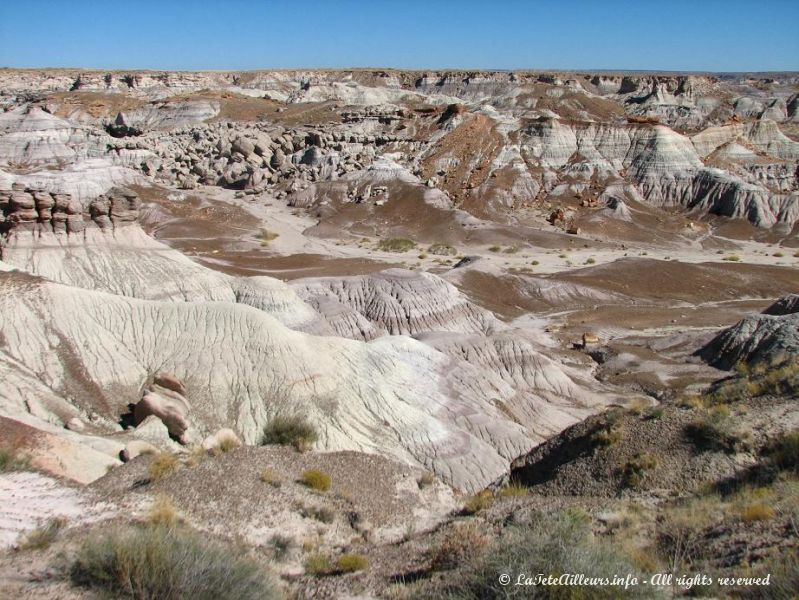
[70,525,279,600]
[377,238,416,252]
[335,553,369,573]
[419,511,655,599]
[262,414,318,452]
[301,469,331,492]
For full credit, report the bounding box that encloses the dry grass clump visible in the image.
[621,453,658,489]
[269,534,294,561]
[497,482,529,498]
[148,452,179,482]
[462,490,493,515]
[428,243,457,256]
[429,522,492,571]
[262,414,318,452]
[146,495,181,527]
[488,245,501,253]
[260,467,282,487]
[592,411,625,448]
[215,436,241,455]
[300,504,335,523]
[335,553,369,573]
[417,471,436,489]
[70,524,280,600]
[186,445,208,467]
[256,229,279,246]
[377,238,416,253]
[304,552,333,575]
[18,517,66,551]
[738,502,775,522]
[301,469,331,492]
[626,397,650,415]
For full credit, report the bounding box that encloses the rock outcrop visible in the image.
[699,296,799,369]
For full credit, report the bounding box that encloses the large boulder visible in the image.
[133,374,192,443]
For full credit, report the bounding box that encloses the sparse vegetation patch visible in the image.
[262,414,318,452]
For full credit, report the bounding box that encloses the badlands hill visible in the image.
[0,68,798,599]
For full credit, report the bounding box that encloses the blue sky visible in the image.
[2,1,797,72]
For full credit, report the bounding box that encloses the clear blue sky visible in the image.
[2,0,797,72]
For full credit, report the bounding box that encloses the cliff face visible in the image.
[1,68,796,229]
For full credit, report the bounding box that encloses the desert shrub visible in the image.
[257,229,279,245]
[722,255,741,261]
[304,552,333,575]
[585,257,596,264]
[301,469,331,492]
[270,534,294,561]
[18,517,65,551]
[262,414,318,451]
[148,453,179,482]
[645,406,664,420]
[592,413,624,447]
[260,467,282,487]
[335,553,369,573]
[301,504,335,523]
[215,436,241,455]
[420,510,655,599]
[428,243,457,256]
[502,246,519,254]
[677,394,706,409]
[462,490,493,515]
[686,409,749,453]
[429,522,492,571]
[621,453,658,489]
[377,238,416,253]
[769,429,799,473]
[773,252,784,258]
[0,447,31,472]
[626,397,650,415]
[70,525,279,600]
[146,495,180,527]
